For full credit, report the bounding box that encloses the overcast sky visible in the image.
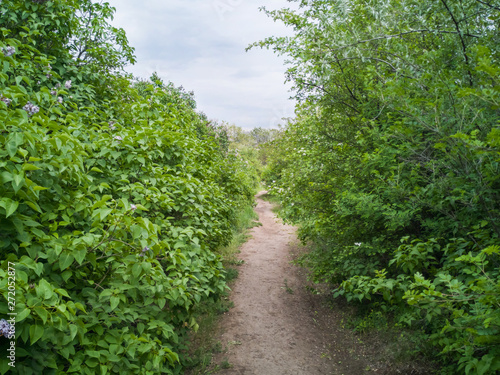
[105,0,297,130]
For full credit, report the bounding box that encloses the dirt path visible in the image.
[211,192,370,375]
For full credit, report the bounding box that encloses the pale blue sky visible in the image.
[106,0,297,130]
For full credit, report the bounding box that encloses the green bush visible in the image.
[257,0,500,373]
[0,1,255,374]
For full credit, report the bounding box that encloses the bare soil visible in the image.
[210,192,374,375]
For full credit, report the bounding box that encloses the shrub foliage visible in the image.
[255,0,500,373]
[0,1,254,374]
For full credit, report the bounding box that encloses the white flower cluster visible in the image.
[0,319,13,337]
[50,80,71,104]
[2,46,15,57]
[23,101,39,116]
[0,95,12,106]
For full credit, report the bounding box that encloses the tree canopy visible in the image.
[256,0,500,373]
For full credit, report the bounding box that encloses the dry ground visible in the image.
[203,192,434,375]
[210,193,373,375]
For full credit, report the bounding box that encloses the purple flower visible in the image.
[113,135,123,142]
[130,204,137,211]
[0,319,13,337]
[139,246,150,257]
[2,46,15,57]
[50,90,57,95]
[0,95,12,106]
[57,96,63,104]
[64,80,72,89]
[23,101,40,116]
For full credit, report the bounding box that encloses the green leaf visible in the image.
[69,324,78,341]
[142,262,151,273]
[74,249,87,265]
[55,288,70,298]
[37,279,53,300]
[110,296,120,310]
[59,252,75,270]
[75,302,87,313]
[33,307,48,324]
[29,324,44,345]
[12,173,24,191]
[99,208,113,221]
[22,163,41,171]
[26,201,42,213]
[131,225,142,239]
[0,198,19,218]
[132,263,142,278]
[16,308,30,322]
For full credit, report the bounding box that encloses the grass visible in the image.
[281,278,294,294]
[183,201,259,375]
[217,204,260,265]
[258,190,282,216]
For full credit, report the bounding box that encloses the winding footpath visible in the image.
[211,192,368,375]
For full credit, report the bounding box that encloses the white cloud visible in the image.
[106,0,297,129]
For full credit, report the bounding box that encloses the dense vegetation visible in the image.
[0,1,256,374]
[254,0,500,373]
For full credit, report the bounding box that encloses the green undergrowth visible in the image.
[259,0,500,373]
[258,191,281,214]
[0,2,258,374]
[341,302,440,374]
[182,201,260,375]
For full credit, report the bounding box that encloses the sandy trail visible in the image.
[212,192,368,375]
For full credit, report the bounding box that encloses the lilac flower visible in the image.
[139,246,149,257]
[23,102,40,116]
[0,319,13,337]
[113,135,123,142]
[2,46,15,57]
[57,96,63,104]
[0,95,12,106]
[64,80,72,89]
[130,204,137,211]
[50,90,57,96]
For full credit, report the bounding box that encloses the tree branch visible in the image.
[440,0,474,86]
